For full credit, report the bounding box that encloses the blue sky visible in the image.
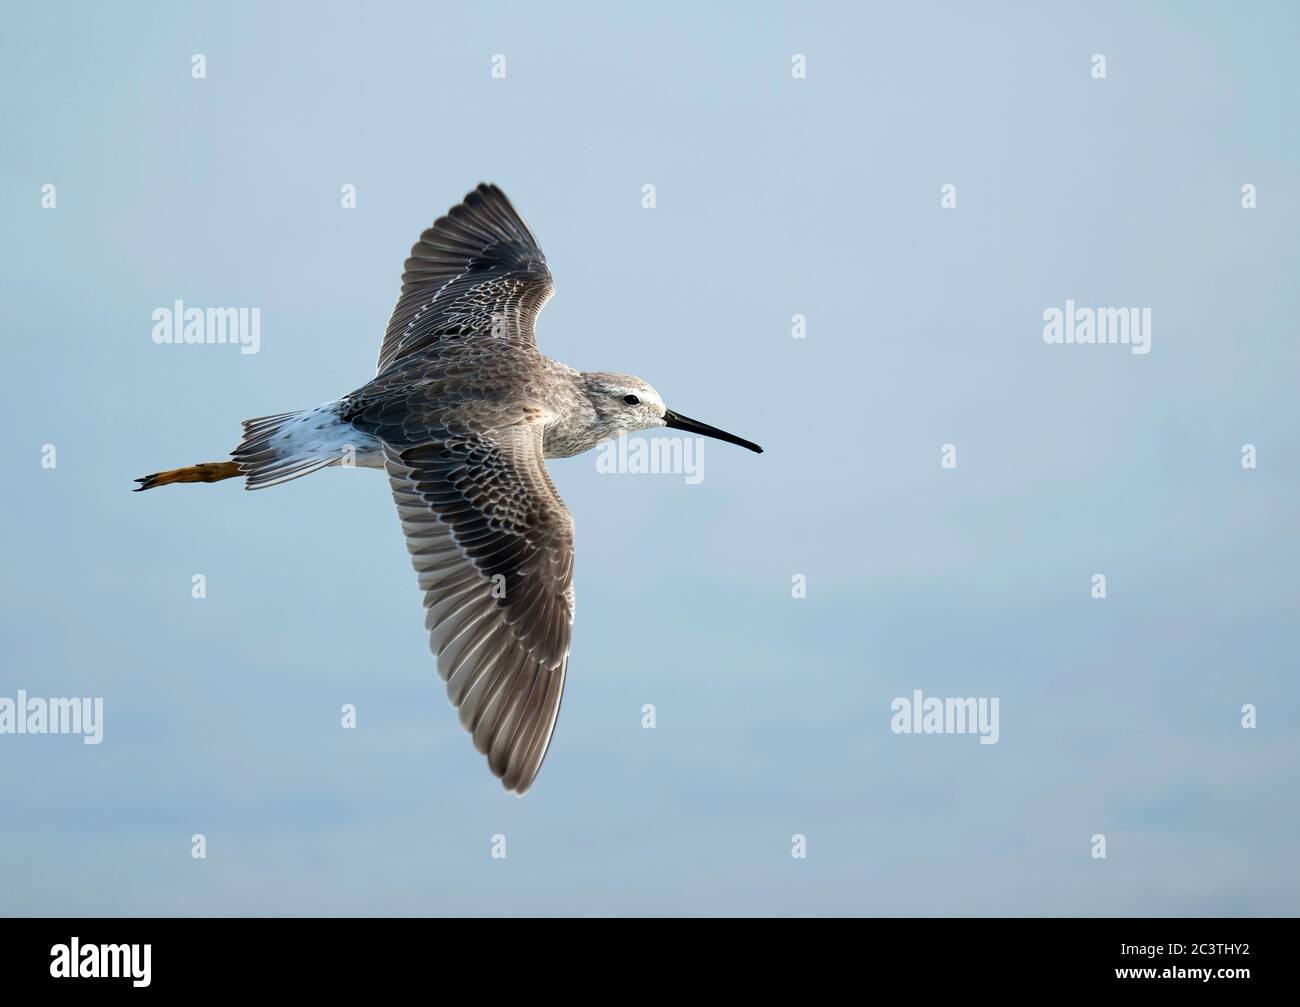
[1,0,1297,915]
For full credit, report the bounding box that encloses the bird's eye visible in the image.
[623,394,640,406]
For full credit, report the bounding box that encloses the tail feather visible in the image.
[232,408,340,489]
[135,404,354,492]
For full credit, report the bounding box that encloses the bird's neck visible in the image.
[540,369,605,458]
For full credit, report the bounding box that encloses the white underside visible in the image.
[270,402,385,470]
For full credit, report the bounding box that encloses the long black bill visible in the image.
[663,409,763,453]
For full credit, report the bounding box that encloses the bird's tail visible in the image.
[134,408,340,492]
[232,408,344,489]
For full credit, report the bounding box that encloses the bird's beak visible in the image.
[663,409,763,453]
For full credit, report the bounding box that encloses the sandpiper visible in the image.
[136,184,762,793]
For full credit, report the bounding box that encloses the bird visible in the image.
[134,184,762,794]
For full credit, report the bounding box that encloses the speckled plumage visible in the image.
[341,184,584,793]
[137,183,761,794]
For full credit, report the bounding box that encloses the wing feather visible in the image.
[377,183,554,374]
[385,422,573,794]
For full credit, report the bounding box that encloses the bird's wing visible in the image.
[377,183,554,374]
[385,420,574,794]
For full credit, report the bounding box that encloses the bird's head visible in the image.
[580,371,763,453]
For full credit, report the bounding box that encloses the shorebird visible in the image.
[136,184,762,793]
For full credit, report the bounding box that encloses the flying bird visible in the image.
[135,184,762,793]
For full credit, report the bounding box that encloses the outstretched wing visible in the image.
[385,422,574,794]
[378,183,554,374]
